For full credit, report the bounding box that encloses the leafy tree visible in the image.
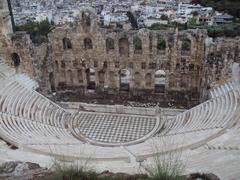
[16,19,53,45]
[191,0,240,18]
[160,14,169,21]
[126,11,138,29]
[188,17,197,26]
[149,23,164,30]
[191,11,199,17]
[157,37,166,50]
[207,24,240,38]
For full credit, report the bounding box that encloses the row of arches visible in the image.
[50,69,166,93]
[62,36,191,56]
[62,37,93,50]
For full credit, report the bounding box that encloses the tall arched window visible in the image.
[84,38,93,50]
[145,73,152,87]
[77,70,83,83]
[119,38,129,57]
[49,72,56,92]
[134,72,142,87]
[189,64,194,71]
[157,35,166,54]
[109,71,116,88]
[86,68,95,89]
[98,70,105,87]
[133,37,142,54]
[11,53,20,67]
[120,69,130,91]
[82,12,91,26]
[106,38,114,52]
[155,70,166,93]
[181,38,191,51]
[62,38,72,50]
[67,70,73,84]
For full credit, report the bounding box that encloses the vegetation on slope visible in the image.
[192,0,240,18]
[126,11,139,29]
[148,22,240,38]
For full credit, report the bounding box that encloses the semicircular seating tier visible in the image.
[0,61,240,162]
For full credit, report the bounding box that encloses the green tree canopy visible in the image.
[16,19,53,45]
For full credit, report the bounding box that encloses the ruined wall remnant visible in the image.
[42,10,208,106]
[0,0,35,77]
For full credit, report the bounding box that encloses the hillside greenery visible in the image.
[148,22,240,38]
[192,0,240,18]
[15,19,53,45]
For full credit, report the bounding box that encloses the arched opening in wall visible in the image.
[119,38,129,57]
[55,61,59,72]
[11,53,20,67]
[157,35,166,54]
[109,71,116,88]
[67,70,73,84]
[169,74,174,88]
[119,69,130,91]
[133,37,142,54]
[189,64,194,71]
[78,70,83,84]
[155,70,166,93]
[181,38,191,55]
[0,2,3,9]
[149,33,153,53]
[176,63,180,71]
[103,61,108,68]
[145,73,152,87]
[82,12,91,26]
[98,70,105,87]
[134,72,142,88]
[84,38,93,50]
[86,68,95,90]
[62,38,72,50]
[106,38,114,52]
[49,72,56,92]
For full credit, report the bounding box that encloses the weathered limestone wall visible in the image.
[0,0,36,77]
[42,10,208,107]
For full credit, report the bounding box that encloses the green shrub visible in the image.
[149,23,165,30]
[157,36,166,50]
[188,17,197,26]
[16,19,53,45]
[51,165,98,180]
[145,141,186,180]
[192,0,240,18]
[161,14,169,21]
[126,11,138,29]
[207,23,240,38]
[50,159,99,180]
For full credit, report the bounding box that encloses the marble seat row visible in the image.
[14,74,39,90]
[0,112,130,161]
[125,84,240,160]
[0,75,70,128]
[204,118,240,150]
[0,77,239,161]
[155,84,239,136]
[0,60,15,78]
[183,146,240,179]
[209,81,234,98]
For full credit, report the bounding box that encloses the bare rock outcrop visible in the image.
[0,161,50,180]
